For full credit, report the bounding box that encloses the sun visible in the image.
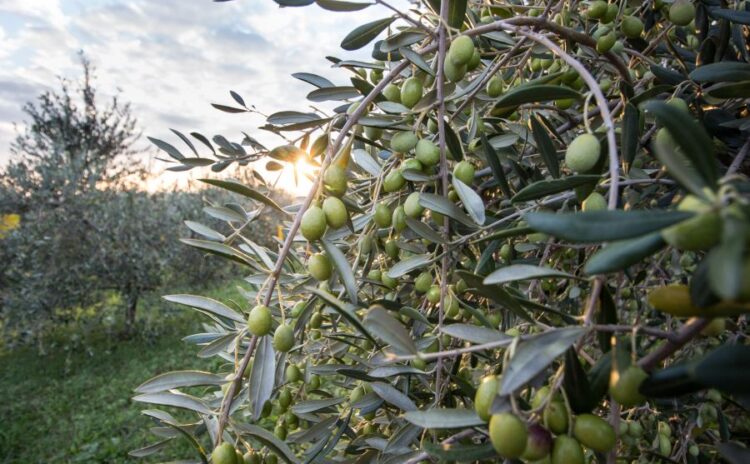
[273,155,318,196]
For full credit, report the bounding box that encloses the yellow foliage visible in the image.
[0,214,21,238]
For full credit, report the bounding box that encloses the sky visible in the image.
[0,0,410,194]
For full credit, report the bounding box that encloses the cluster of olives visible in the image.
[471,359,655,464]
[300,163,349,242]
[586,0,694,54]
[212,442,268,464]
[247,303,294,352]
[474,377,619,463]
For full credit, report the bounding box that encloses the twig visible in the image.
[375,0,434,35]
[434,0,449,408]
[387,336,518,362]
[403,429,476,464]
[727,137,750,175]
[215,335,258,445]
[637,318,711,371]
[592,324,677,342]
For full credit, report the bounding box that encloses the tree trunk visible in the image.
[122,291,139,339]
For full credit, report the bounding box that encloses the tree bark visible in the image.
[123,290,138,338]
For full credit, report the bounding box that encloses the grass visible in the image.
[0,280,247,463]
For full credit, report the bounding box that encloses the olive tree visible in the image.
[135,1,750,463]
[0,56,243,341]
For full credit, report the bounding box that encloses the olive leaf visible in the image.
[340,17,395,51]
[403,408,484,428]
[250,335,276,420]
[363,305,417,355]
[500,327,587,395]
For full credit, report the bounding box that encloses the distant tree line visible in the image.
[0,54,286,345]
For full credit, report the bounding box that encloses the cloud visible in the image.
[0,0,412,185]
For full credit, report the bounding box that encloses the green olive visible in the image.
[660,193,721,251]
[381,272,398,289]
[453,161,475,185]
[365,125,383,141]
[322,196,348,229]
[213,443,238,464]
[416,138,440,166]
[401,158,423,172]
[587,1,608,19]
[596,31,616,54]
[555,98,574,110]
[486,76,503,98]
[404,192,424,218]
[383,169,406,192]
[667,97,690,113]
[400,77,423,108]
[573,414,616,453]
[474,375,499,421]
[243,451,261,464]
[383,83,401,103]
[309,312,323,329]
[285,411,299,429]
[544,401,569,435]
[391,131,419,153]
[278,388,292,409]
[445,294,460,319]
[444,59,467,83]
[426,285,441,304]
[273,324,295,352]
[392,205,407,232]
[621,15,644,38]
[701,317,726,337]
[323,165,347,197]
[601,3,618,24]
[247,305,273,336]
[290,301,305,318]
[448,35,475,66]
[551,436,584,464]
[300,206,327,241]
[489,413,528,459]
[669,0,695,26]
[285,364,302,383]
[307,253,332,281]
[349,385,365,403]
[385,239,399,259]
[467,48,481,70]
[427,118,438,133]
[367,269,382,281]
[582,191,607,211]
[499,243,512,261]
[374,203,392,228]
[414,271,433,293]
[609,365,648,407]
[565,134,600,173]
[308,374,321,390]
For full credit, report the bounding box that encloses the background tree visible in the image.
[0,54,276,342]
[1,53,140,212]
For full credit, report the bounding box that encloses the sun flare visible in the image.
[275,156,318,196]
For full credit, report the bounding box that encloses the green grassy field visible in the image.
[0,281,246,463]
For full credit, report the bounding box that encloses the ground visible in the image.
[0,281,245,463]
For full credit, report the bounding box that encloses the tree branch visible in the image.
[434,0,450,408]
